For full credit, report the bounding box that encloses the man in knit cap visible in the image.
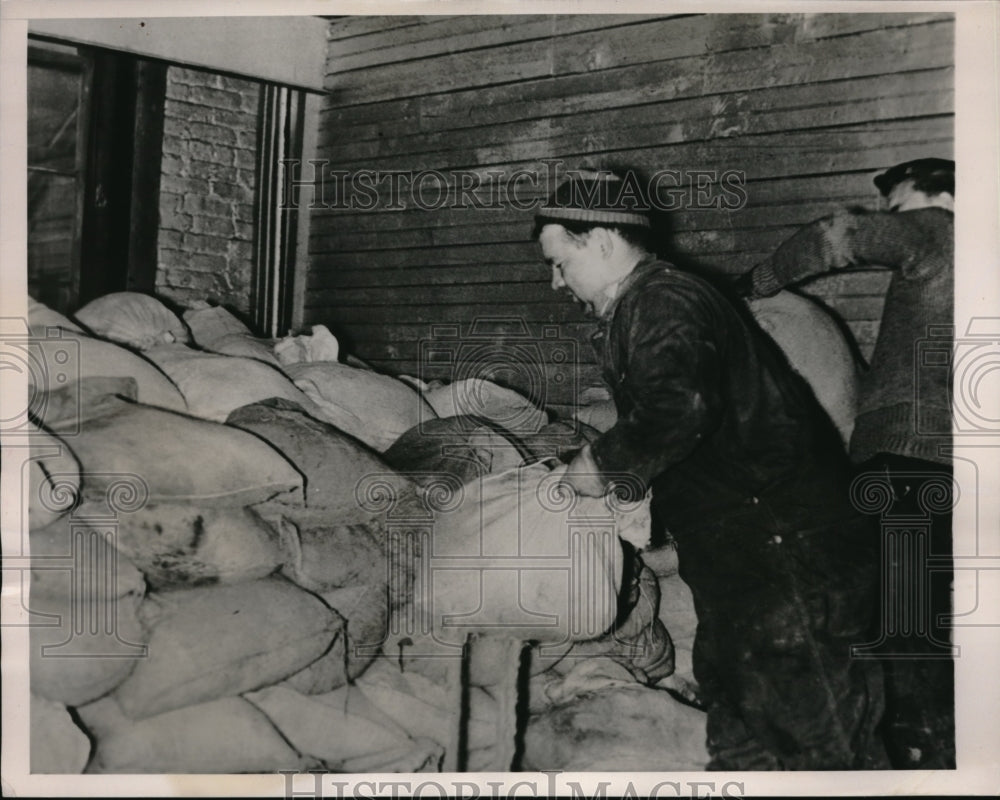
[741,158,955,769]
[534,169,888,769]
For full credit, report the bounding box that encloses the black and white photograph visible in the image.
[2,2,998,796]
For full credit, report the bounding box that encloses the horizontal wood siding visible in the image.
[308,13,953,414]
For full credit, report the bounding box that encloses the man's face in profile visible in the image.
[886,178,954,213]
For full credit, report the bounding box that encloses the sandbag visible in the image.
[30,589,146,706]
[28,328,187,413]
[528,656,637,714]
[279,623,349,695]
[108,503,283,588]
[284,361,436,452]
[522,419,601,462]
[280,584,383,693]
[655,565,702,706]
[60,396,303,507]
[748,290,861,448]
[31,694,91,774]
[533,561,674,685]
[357,658,498,753]
[78,695,312,773]
[112,577,341,719]
[323,584,384,679]
[573,397,618,433]
[522,684,708,771]
[26,422,80,531]
[28,296,83,336]
[74,292,189,351]
[383,415,530,487]
[182,304,281,367]
[244,684,442,772]
[30,515,145,600]
[226,399,416,516]
[144,343,318,422]
[33,375,139,431]
[422,378,548,436]
[392,462,647,650]
[276,507,385,593]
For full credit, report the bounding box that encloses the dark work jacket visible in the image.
[589,258,885,769]
[589,259,873,597]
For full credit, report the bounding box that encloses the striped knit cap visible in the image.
[536,170,651,229]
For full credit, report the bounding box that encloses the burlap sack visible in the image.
[78,695,313,773]
[244,684,442,772]
[356,658,498,752]
[30,515,145,600]
[284,361,436,452]
[30,694,91,774]
[655,565,702,706]
[395,462,642,648]
[383,415,529,487]
[573,397,618,433]
[26,422,81,531]
[521,420,601,462]
[61,396,303,507]
[28,328,187,413]
[112,577,341,719]
[275,507,386,593]
[107,503,283,589]
[422,378,548,436]
[30,589,146,706]
[74,292,189,351]
[226,399,416,517]
[182,305,281,367]
[279,624,349,695]
[28,296,83,336]
[32,375,139,432]
[144,343,319,422]
[748,290,861,449]
[279,584,384,694]
[522,683,708,771]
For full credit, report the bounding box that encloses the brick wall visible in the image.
[155,67,259,314]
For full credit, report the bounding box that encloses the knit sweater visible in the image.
[750,206,953,465]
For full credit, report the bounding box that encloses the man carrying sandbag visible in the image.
[737,158,956,769]
[534,170,887,770]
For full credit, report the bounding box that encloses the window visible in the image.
[27,40,88,312]
[28,38,167,314]
[28,33,312,334]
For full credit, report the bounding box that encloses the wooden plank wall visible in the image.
[307,13,953,415]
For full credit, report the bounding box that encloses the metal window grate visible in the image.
[252,83,305,339]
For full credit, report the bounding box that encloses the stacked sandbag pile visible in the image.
[27,374,331,772]
[24,292,707,773]
[27,296,188,413]
[226,398,424,688]
[22,294,455,773]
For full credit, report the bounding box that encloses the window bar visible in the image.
[254,83,304,339]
